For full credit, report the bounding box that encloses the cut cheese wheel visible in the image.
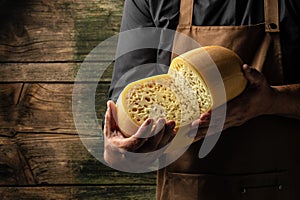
[116,46,247,137]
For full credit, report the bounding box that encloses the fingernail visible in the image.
[158,118,166,124]
[191,120,199,128]
[169,122,175,130]
[156,119,165,130]
[145,118,153,126]
[243,64,251,72]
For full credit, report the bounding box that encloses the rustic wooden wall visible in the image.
[0,0,156,199]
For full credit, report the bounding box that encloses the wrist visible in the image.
[268,86,283,115]
[269,84,300,117]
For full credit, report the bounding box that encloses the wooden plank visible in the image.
[0,84,23,136]
[15,83,109,134]
[15,133,156,185]
[0,83,22,106]
[13,83,76,134]
[0,0,123,62]
[0,137,35,185]
[0,186,156,200]
[0,82,110,134]
[0,62,114,83]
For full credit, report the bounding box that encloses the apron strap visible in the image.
[264,0,280,32]
[178,0,194,27]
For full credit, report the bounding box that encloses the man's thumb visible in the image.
[243,64,265,85]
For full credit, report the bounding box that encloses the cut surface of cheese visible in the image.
[116,74,200,137]
[169,45,247,109]
[116,46,247,137]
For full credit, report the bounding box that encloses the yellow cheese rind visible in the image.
[116,93,140,137]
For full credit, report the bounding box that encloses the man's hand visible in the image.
[103,101,176,172]
[191,64,279,138]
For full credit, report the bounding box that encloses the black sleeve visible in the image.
[120,0,154,31]
[108,0,158,103]
[280,0,300,84]
[108,0,179,102]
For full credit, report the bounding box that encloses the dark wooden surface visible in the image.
[0,0,156,199]
[0,186,156,200]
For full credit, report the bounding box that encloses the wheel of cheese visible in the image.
[116,46,247,137]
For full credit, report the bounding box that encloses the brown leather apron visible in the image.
[156,0,300,199]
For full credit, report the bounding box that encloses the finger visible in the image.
[138,118,166,152]
[133,118,154,139]
[242,64,265,85]
[191,118,210,129]
[166,120,176,131]
[149,118,167,149]
[104,101,117,137]
[200,111,211,121]
[108,100,118,126]
[189,127,207,141]
[190,113,213,140]
[157,120,176,148]
[122,118,154,151]
[152,118,166,137]
[191,110,212,128]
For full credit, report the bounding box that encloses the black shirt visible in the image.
[109,0,300,102]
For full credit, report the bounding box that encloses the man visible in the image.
[104,0,300,199]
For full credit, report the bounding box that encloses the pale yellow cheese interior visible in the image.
[124,75,181,125]
[169,61,212,114]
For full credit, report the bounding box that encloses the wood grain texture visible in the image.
[0,62,114,83]
[15,133,156,185]
[0,137,35,185]
[0,186,156,200]
[9,83,110,134]
[0,84,23,136]
[0,0,123,62]
[0,82,112,135]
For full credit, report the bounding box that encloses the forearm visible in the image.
[270,84,300,118]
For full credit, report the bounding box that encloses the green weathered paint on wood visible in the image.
[0,0,123,62]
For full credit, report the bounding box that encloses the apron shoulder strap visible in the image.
[178,0,194,27]
[264,0,280,32]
